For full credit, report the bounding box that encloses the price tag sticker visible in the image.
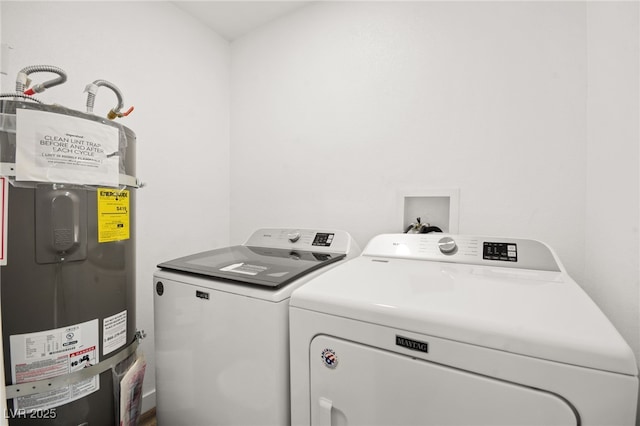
[97,188,130,243]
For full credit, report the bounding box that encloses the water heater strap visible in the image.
[0,163,141,188]
[5,337,139,399]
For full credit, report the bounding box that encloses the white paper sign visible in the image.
[103,310,127,356]
[10,319,100,412]
[15,109,120,186]
[220,262,268,276]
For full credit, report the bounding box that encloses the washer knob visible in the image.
[288,232,301,243]
[438,237,457,254]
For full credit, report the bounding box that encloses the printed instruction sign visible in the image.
[0,177,7,266]
[15,109,119,186]
[10,319,100,412]
[97,188,130,243]
[220,263,268,276]
[103,310,127,356]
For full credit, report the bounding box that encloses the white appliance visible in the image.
[290,234,639,425]
[153,228,359,425]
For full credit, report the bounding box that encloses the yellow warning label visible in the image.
[97,188,130,243]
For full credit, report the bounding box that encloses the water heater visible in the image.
[0,99,140,425]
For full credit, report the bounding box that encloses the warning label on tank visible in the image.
[97,188,130,243]
[103,310,127,356]
[9,319,100,412]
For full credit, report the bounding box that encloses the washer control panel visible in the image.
[245,228,355,254]
[364,234,560,272]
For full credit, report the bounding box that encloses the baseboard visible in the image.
[141,389,156,415]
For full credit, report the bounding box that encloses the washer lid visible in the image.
[158,245,346,288]
[290,255,638,376]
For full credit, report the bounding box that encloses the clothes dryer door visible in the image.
[310,335,579,426]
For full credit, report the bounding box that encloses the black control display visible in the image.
[312,233,334,247]
[483,242,517,262]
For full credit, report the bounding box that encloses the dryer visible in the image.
[154,228,359,425]
[289,234,638,425]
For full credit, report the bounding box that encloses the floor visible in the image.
[139,408,157,426]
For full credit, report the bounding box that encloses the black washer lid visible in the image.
[157,245,346,288]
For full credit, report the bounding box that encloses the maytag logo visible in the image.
[196,290,210,300]
[396,335,429,353]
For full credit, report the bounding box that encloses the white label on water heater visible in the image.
[15,109,119,186]
[103,310,127,356]
[9,319,100,412]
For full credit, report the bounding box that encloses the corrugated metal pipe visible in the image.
[17,64,68,95]
[84,79,134,120]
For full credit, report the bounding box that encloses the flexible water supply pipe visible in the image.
[0,93,42,103]
[16,65,68,95]
[84,79,134,120]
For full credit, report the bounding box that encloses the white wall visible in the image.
[231,0,639,375]
[585,1,640,408]
[585,0,639,351]
[231,1,586,271]
[1,1,231,412]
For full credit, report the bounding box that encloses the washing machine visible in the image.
[290,233,639,425]
[153,228,360,425]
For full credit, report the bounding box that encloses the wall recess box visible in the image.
[399,189,459,233]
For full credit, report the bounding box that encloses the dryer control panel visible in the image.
[363,234,561,272]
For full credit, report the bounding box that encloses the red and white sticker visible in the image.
[321,348,338,369]
[10,319,100,411]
